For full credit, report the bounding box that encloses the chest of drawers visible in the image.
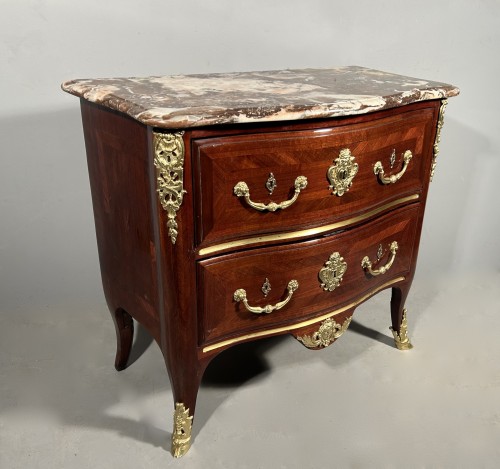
[62,66,458,457]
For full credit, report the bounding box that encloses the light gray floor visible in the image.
[1,270,499,468]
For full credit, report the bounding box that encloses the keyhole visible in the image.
[377,244,384,261]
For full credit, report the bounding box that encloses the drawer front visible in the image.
[194,106,435,249]
[198,204,421,346]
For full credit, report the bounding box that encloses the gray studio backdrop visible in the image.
[1,1,498,323]
[2,1,500,467]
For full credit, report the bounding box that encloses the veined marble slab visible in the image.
[61,66,459,128]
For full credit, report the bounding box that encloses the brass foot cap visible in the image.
[172,403,193,458]
[390,308,413,351]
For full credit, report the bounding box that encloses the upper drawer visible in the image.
[193,105,436,250]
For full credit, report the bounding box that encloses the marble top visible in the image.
[61,66,459,129]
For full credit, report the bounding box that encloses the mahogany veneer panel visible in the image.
[194,107,435,247]
[199,204,419,345]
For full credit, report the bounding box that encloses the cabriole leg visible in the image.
[390,285,413,350]
[111,308,134,370]
[165,354,207,458]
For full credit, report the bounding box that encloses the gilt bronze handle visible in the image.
[361,241,398,276]
[233,280,299,314]
[233,176,307,212]
[374,150,412,185]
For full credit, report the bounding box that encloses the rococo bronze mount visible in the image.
[61,66,458,457]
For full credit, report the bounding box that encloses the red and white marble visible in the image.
[62,66,459,128]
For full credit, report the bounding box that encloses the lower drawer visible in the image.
[198,204,421,346]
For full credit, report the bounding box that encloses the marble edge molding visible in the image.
[61,66,459,129]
